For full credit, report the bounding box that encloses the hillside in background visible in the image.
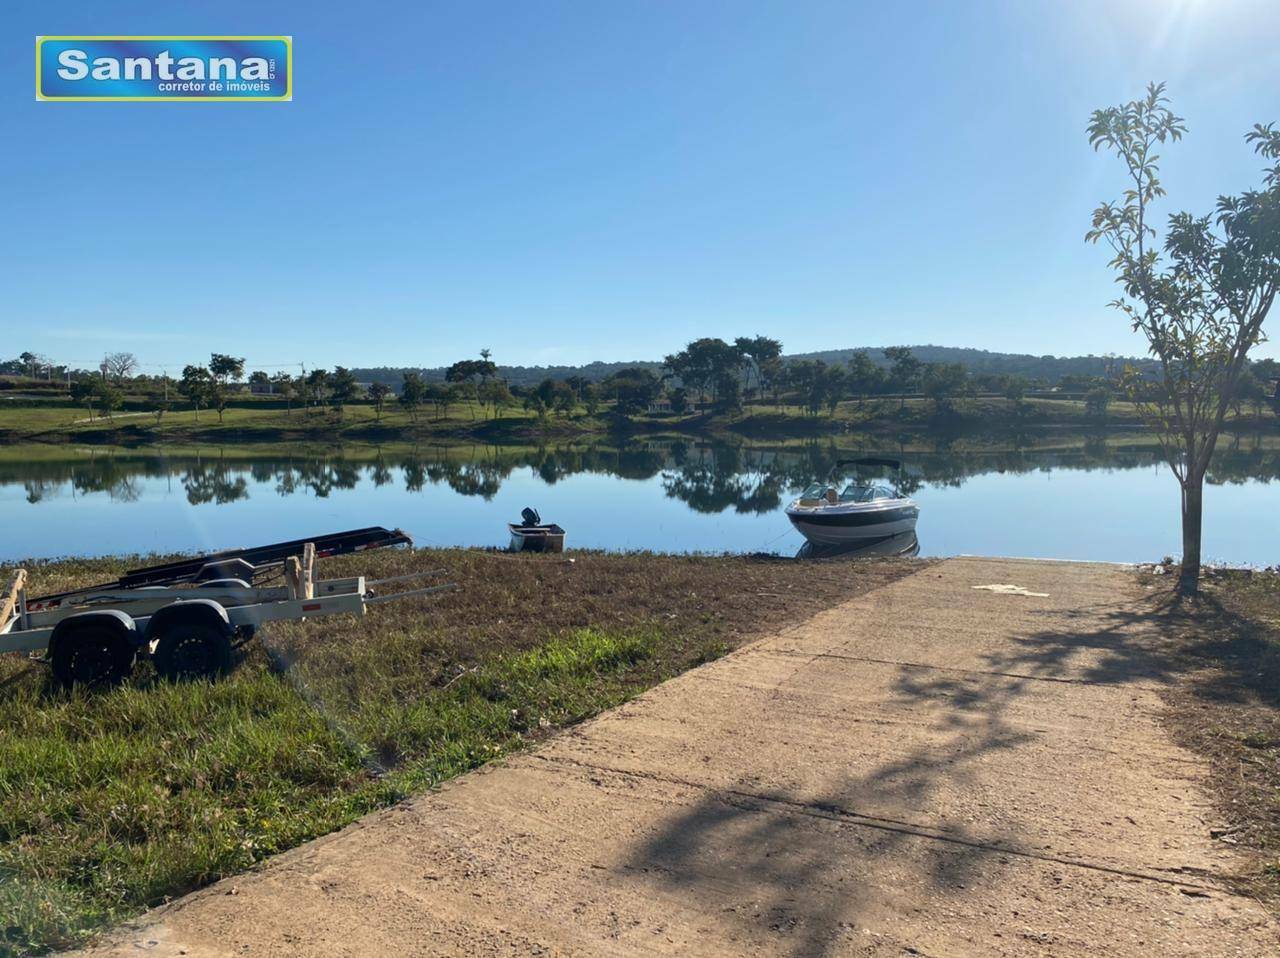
[350,345,1156,388]
[351,360,664,388]
[787,345,1158,380]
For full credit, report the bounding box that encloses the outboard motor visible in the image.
[520,507,541,528]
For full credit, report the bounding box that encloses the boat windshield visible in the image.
[839,483,897,502]
[800,482,830,499]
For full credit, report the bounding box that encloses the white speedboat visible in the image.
[785,458,919,547]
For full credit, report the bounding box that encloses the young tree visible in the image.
[95,379,123,419]
[399,372,426,422]
[480,379,515,418]
[534,378,558,411]
[822,365,848,416]
[304,369,330,413]
[523,392,549,422]
[329,366,361,417]
[209,381,229,423]
[846,350,884,408]
[369,381,393,421]
[422,382,448,420]
[785,360,839,416]
[178,365,214,422]
[884,346,922,411]
[69,378,98,420]
[667,386,688,415]
[582,382,603,416]
[1248,357,1279,416]
[209,353,245,385]
[1087,83,1279,594]
[921,363,969,414]
[271,371,296,415]
[1002,374,1029,405]
[1085,385,1112,419]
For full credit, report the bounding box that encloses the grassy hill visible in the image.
[351,345,1158,388]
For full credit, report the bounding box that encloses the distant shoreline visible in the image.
[1,394,1274,448]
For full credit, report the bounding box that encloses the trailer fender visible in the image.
[50,610,138,654]
[143,599,232,643]
[48,611,139,687]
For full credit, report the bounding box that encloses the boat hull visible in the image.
[785,502,918,546]
[508,523,566,553]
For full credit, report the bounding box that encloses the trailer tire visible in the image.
[152,621,233,681]
[49,622,137,688]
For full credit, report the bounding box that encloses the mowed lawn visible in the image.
[0,548,917,956]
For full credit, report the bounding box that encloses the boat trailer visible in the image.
[0,527,455,687]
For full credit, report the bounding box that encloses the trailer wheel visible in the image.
[50,625,137,688]
[152,621,233,681]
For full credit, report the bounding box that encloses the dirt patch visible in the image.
[1143,570,1280,908]
[273,547,925,668]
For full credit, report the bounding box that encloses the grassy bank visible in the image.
[1150,568,1280,908]
[4,394,1273,446]
[0,548,918,955]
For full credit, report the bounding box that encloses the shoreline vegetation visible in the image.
[1,393,1276,448]
[3,341,1275,448]
[0,549,919,955]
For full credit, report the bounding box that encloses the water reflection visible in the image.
[796,532,922,560]
[6,437,1277,510]
[1,436,1276,563]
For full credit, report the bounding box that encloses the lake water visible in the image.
[1,438,1276,565]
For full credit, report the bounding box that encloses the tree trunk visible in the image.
[1179,475,1203,596]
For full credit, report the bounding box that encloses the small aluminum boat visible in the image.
[509,507,565,553]
[786,458,918,547]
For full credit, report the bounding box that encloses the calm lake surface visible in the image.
[1,438,1276,565]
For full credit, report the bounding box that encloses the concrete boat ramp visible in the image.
[76,557,1277,957]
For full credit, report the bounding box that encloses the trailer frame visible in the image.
[1,542,455,685]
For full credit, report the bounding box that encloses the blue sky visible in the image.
[4,0,1278,374]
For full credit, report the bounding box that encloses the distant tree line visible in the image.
[3,342,1277,427]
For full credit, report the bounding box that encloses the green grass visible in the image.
[0,627,684,955]
[0,549,914,955]
[0,400,600,443]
